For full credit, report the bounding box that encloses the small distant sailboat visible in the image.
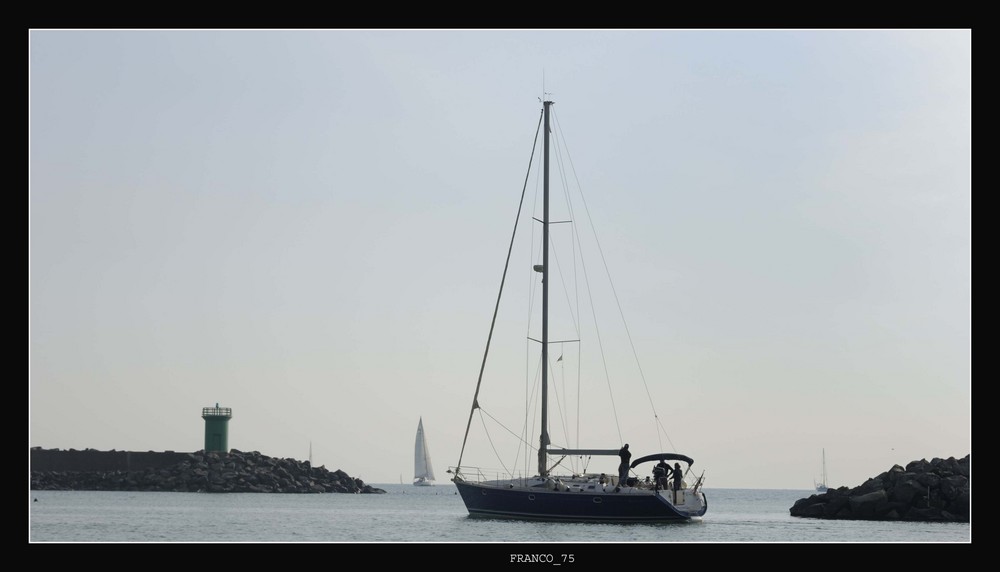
[814,449,829,492]
[414,417,435,486]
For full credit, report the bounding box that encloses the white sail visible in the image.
[414,417,435,486]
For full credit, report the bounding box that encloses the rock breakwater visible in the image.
[30,448,386,494]
[789,454,969,522]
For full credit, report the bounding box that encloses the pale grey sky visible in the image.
[29,29,970,489]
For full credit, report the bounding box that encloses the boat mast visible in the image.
[538,99,553,477]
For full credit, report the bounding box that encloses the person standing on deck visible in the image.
[671,462,684,503]
[617,444,631,488]
[653,460,669,489]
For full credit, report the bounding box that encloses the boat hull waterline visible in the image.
[454,479,707,523]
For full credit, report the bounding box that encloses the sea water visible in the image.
[29,484,969,545]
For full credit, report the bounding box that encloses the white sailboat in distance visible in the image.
[414,417,435,486]
[815,448,829,492]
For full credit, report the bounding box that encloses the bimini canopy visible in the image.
[630,453,695,470]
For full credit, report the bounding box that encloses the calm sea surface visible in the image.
[29,485,970,545]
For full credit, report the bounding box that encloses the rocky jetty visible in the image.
[789,454,969,522]
[30,448,386,494]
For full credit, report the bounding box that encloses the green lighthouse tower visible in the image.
[202,403,232,453]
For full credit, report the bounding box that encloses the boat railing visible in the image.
[450,466,543,486]
[451,466,624,488]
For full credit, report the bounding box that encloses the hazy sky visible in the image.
[29,29,970,490]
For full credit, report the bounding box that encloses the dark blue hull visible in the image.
[454,480,707,523]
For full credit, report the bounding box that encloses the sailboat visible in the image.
[414,417,435,486]
[450,98,708,522]
[814,449,828,492]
